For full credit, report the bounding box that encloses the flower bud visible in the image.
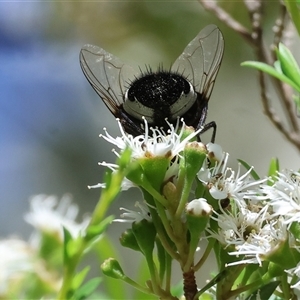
[101,258,125,279]
[181,125,198,141]
[162,181,177,202]
[119,229,141,252]
[186,198,212,237]
[185,198,212,261]
[186,198,212,218]
[183,142,207,182]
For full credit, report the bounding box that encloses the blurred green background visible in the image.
[0,0,299,289]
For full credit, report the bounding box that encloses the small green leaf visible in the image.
[241,61,300,92]
[267,238,300,270]
[67,237,83,259]
[245,281,280,300]
[63,227,73,263]
[237,159,260,180]
[72,277,102,300]
[290,221,300,240]
[267,158,279,185]
[273,60,282,74]
[155,238,166,282]
[194,270,228,299]
[170,280,184,298]
[72,267,90,291]
[117,147,132,171]
[284,0,300,36]
[276,43,300,89]
[86,215,114,241]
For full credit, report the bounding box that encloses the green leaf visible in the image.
[85,215,114,241]
[63,227,73,263]
[284,0,300,36]
[237,159,260,180]
[276,43,300,89]
[195,270,228,299]
[290,221,300,240]
[89,150,130,226]
[155,238,166,282]
[67,237,83,259]
[72,267,90,291]
[268,158,279,177]
[39,232,63,264]
[170,280,184,298]
[273,60,282,74]
[72,277,102,300]
[117,147,132,171]
[267,238,300,270]
[245,281,280,300]
[241,61,300,92]
[267,158,279,185]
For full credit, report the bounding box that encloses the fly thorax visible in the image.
[123,72,197,125]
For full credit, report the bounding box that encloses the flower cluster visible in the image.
[25,194,90,242]
[0,195,90,299]
[94,118,300,299]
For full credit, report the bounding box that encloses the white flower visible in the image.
[261,170,300,226]
[0,239,35,295]
[286,263,300,289]
[198,151,265,203]
[92,118,204,189]
[114,201,151,223]
[206,142,223,161]
[227,218,286,267]
[24,194,90,241]
[209,204,266,245]
[0,238,61,296]
[209,202,287,266]
[101,117,202,160]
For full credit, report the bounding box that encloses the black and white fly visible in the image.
[80,24,224,141]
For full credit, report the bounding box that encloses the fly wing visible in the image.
[171,24,224,101]
[80,45,137,114]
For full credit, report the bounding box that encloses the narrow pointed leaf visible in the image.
[241,61,300,91]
